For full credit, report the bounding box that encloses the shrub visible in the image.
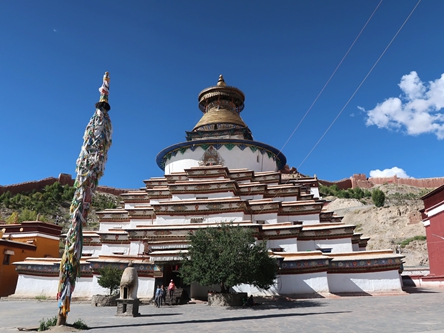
[372,189,386,207]
[400,235,427,248]
[97,265,123,295]
[72,318,89,330]
[38,316,57,331]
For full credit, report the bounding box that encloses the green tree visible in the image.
[97,266,123,295]
[180,223,278,293]
[19,209,38,222]
[372,188,386,207]
[6,212,19,224]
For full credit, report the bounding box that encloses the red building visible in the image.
[421,185,444,281]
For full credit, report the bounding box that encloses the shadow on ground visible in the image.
[87,309,350,331]
[226,298,325,310]
[402,286,439,294]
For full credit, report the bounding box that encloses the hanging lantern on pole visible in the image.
[57,72,112,325]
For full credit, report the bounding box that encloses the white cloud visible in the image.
[369,167,411,179]
[362,71,444,139]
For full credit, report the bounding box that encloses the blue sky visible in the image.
[1,0,443,189]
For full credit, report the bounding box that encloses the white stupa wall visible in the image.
[100,243,130,255]
[278,272,330,294]
[137,276,156,298]
[239,194,264,200]
[173,192,235,200]
[327,270,403,293]
[91,275,111,295]
[252,212,277,224]
[130,241,144,255]
[310,187,320,198]
[235,272,330,296]
[278,214,320,224]
[82,245,101,257]
[267,238,297,252]
[14,275,94,298]
[125,202,135,208]
[274,196,297,202]
[129,219,154,228]
[163,147,279,175]
[155,211,246,225]
[90,275,155,298]
[99,221,130,232]
[297,238,353,253]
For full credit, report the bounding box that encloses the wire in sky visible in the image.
[277,0,383,157]
[297,0,422,170]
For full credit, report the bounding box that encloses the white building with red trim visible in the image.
[13,76,404,300]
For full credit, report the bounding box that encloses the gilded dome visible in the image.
[193,75,248,132]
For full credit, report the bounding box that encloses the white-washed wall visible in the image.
[277,214,319,224]
[100,243,130,256]
[164,147,279,175]
[311,187,320,198]
[129,219,154,228]
[275,196,298,202]
[14,275,93,298]
[252,212,277,224]
[327,270,403,293]
[137,276,155,299]
[239,194,264,200]
[297,238,353,253]
[267,238,298,252]
[91,275,110,295]
[155,212,245,225]
[278,272,330,295]
[83,245,101,257]
[130,241,144,255]
[175,192,235,200]
[235,272,330,296]
[99,222,130,232]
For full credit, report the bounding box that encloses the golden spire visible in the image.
[217,74,226,87]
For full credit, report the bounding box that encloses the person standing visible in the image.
[161,285,166,305]
[168,279,176,304]
[154,285,162,307]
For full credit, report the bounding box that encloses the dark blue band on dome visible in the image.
[156,139,287,171]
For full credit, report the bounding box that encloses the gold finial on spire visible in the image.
[217,74,226,87]
[98,72,110,103]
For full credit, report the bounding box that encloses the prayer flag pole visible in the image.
[57,72,112,325]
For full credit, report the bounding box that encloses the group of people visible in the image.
[154,279,176,307]
[242,295,258,307]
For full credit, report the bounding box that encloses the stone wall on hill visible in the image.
[2,172,443,197]
[0,174,131,196]
[319,174,444,190]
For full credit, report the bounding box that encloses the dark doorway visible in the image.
[163,264,183,287]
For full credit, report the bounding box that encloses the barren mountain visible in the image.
[324,183,429,267]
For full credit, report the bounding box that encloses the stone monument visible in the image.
[116,262,140,317]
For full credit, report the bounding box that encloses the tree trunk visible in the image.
[220,282,229,293]
[56,313,67,326]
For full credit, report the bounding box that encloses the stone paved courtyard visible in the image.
[1,287,444,333]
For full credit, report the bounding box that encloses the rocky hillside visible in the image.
[0,191,121,233]
[324,183,429,267]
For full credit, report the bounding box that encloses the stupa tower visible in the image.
[157,75,286,174]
